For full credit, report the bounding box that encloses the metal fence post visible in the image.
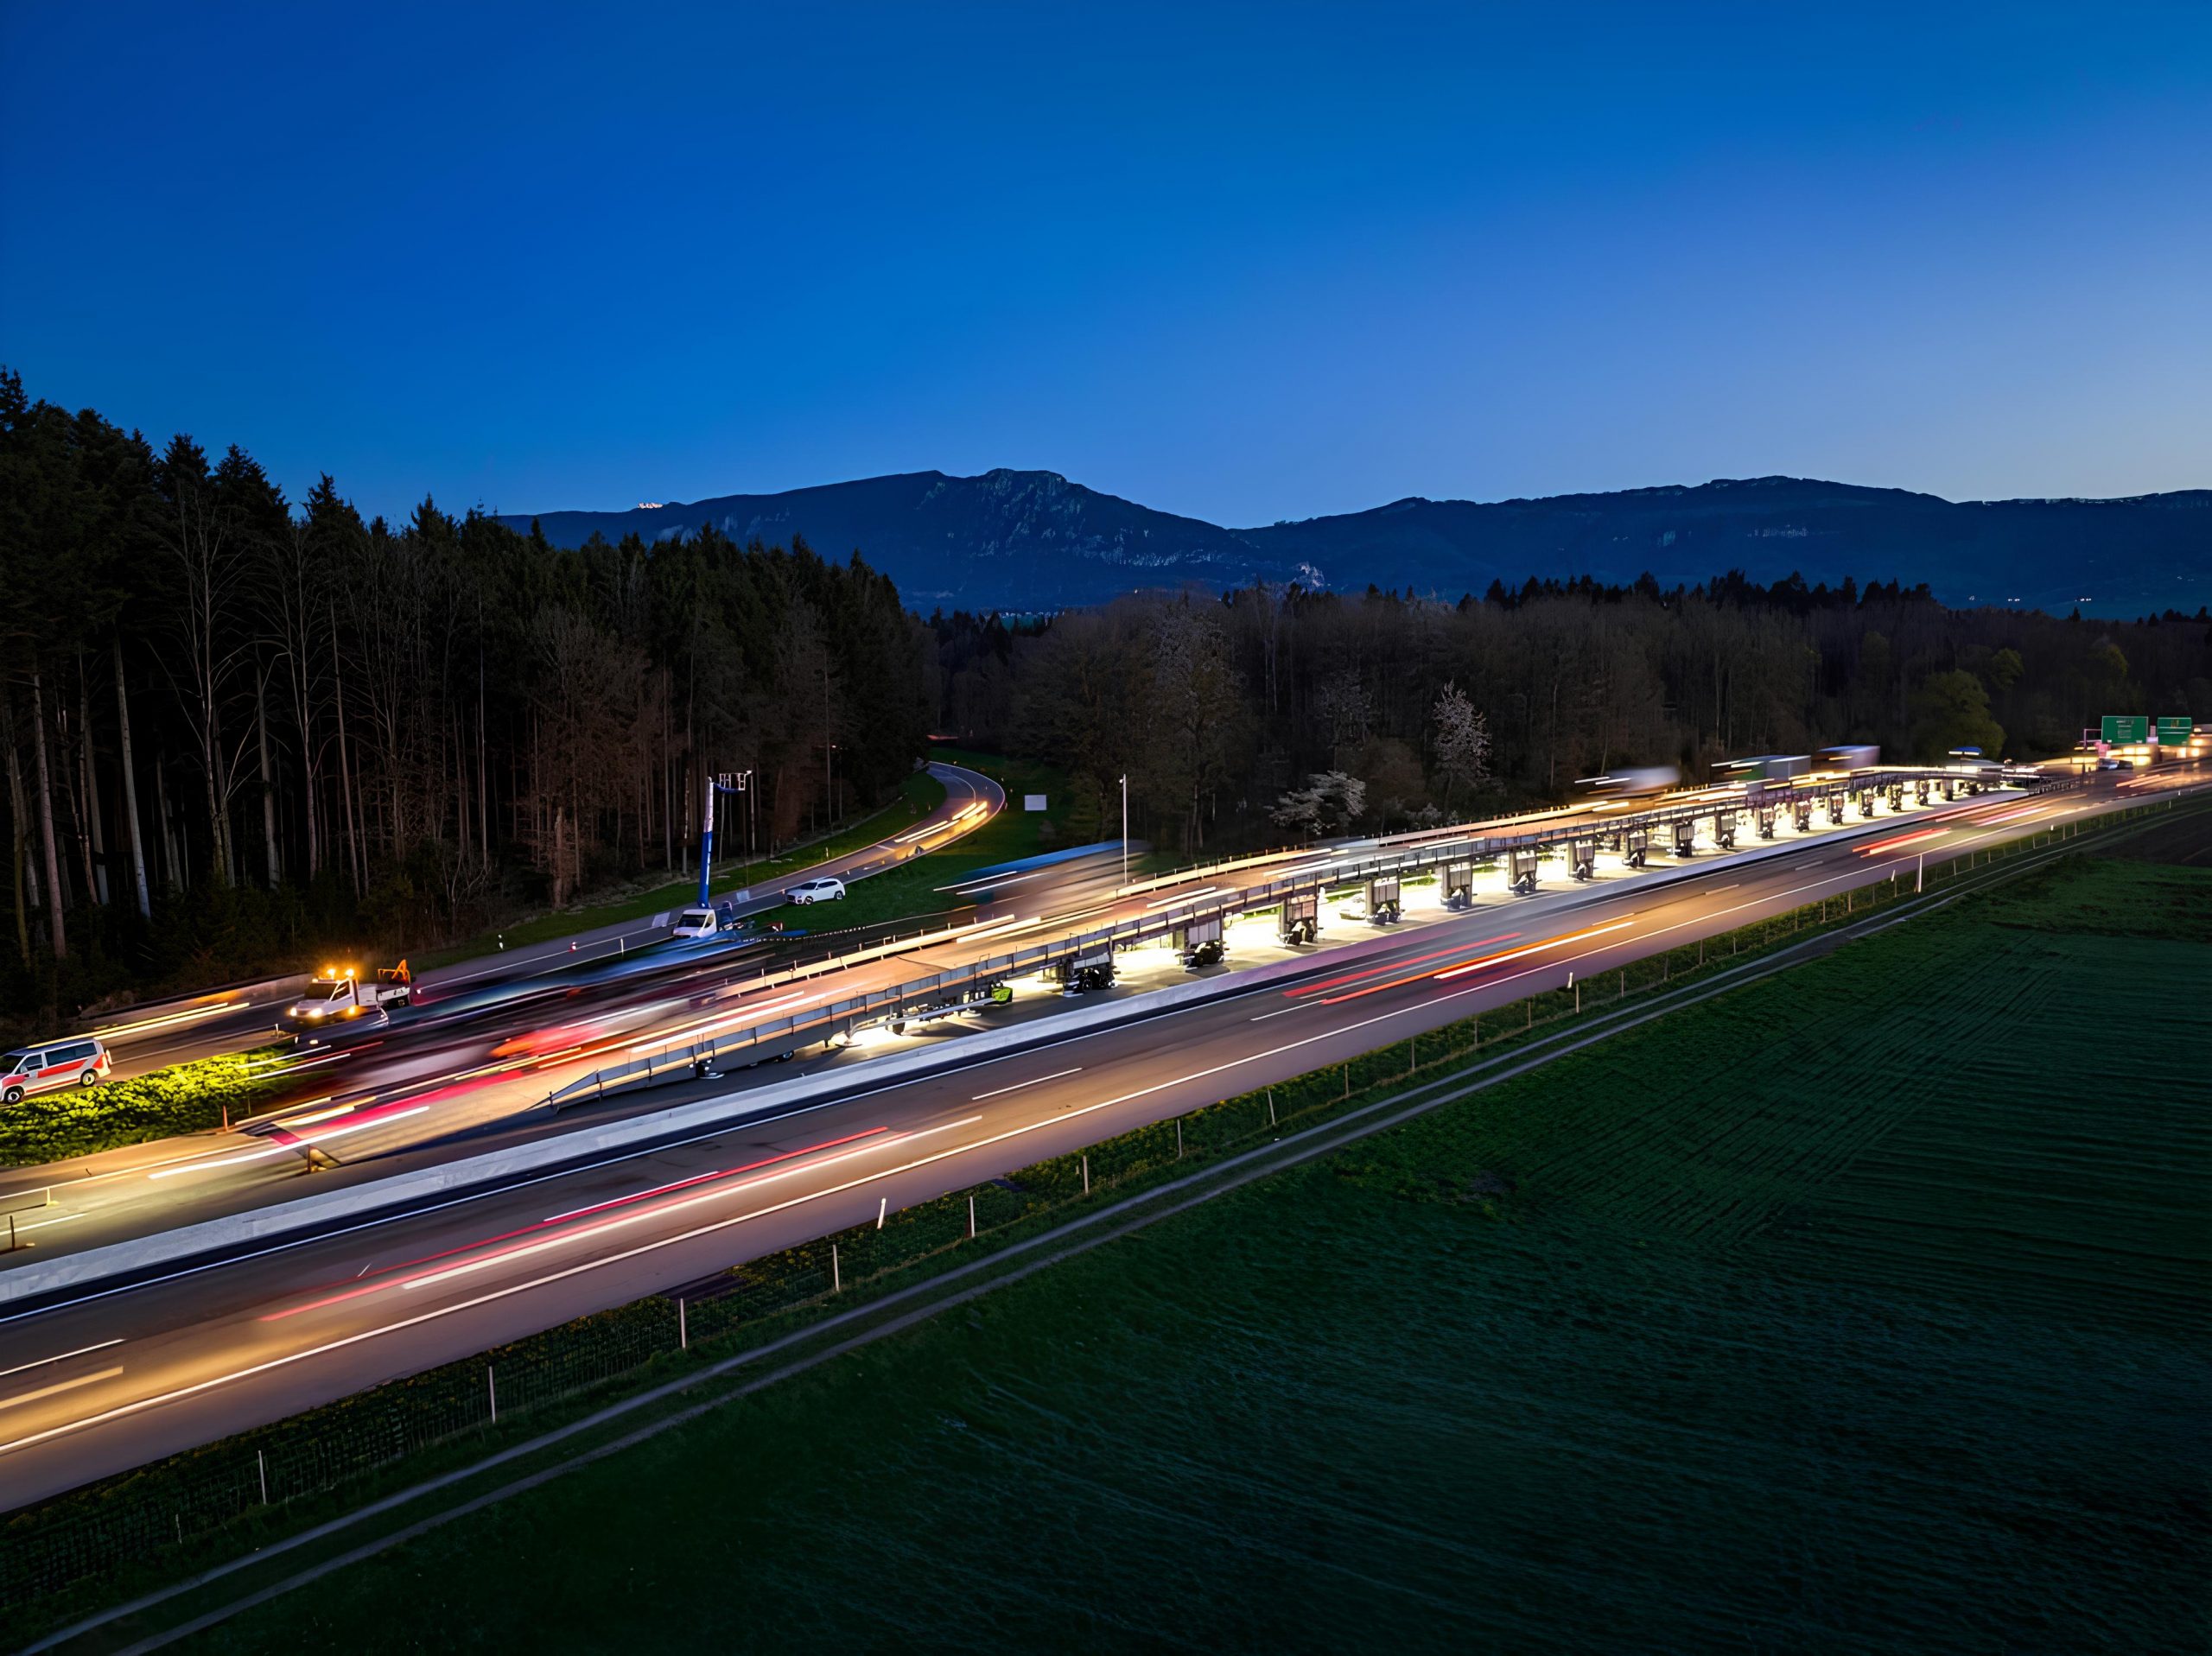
[257,1449,269,1506]
[969,1195,977,1239]
[486,1366,497,1426]
[1176,1120,1183,1158]
[679,1298,688,1350]
[1082,1154,1090,1195]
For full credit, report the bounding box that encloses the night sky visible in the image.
[4,1,2206,524]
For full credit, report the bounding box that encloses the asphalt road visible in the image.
[0,766,2195,1511]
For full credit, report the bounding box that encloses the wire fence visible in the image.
[0,799,2180,1621]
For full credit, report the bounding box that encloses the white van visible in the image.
[1,1037,111,1105]
[671,907,721,939]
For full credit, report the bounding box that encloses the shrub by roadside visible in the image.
[0,1050,287,1170]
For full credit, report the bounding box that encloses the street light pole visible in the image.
[1119,773,1128,885]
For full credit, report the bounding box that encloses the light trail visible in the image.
[1285,935,1522,999]
[145,1107,429,1179]
[87,1000,245,1040]
[1428,919,1637,985]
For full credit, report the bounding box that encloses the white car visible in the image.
[671,907,720,939]
[786,877,847,905]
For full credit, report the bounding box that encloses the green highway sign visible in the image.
[2156,715,2193,745]
[2101,714,2148,744]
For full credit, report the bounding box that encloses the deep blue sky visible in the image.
[4,3,2207,527]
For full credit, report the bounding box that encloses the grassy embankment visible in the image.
[167,838,2212,1653]
[416,768,950,968]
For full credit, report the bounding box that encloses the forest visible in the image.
[934,572,2212,853]
[0,372,931,1023]
[6,369,2208,1025]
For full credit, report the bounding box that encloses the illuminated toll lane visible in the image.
[0,772,2194,1507]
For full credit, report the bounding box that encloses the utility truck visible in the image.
[278,961,413,1037]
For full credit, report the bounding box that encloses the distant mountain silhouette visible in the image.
[504,469,1313,610]
[502,471,2211,615]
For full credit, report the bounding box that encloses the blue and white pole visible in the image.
[697,774,717,908]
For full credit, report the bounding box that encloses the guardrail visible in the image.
[549,768,2038,1105]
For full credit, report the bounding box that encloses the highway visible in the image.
[0,765,2019,1265]
[0,763,2197,1511]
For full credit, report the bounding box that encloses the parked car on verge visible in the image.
[1,1037,111,1105]
[786,877,847,904]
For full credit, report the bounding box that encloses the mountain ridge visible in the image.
[498,471,2211,617]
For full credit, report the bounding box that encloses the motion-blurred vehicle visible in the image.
[1816,744,1880,771]
[1577,765,1681,798]
[786,876,847,904]
[1715,754,1810,786]
[278,961,411,1036]
[0,1037,110,1106]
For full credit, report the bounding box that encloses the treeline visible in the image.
[935,575,2212,851]
[0,372,930,1018]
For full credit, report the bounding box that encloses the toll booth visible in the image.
[1364,876,1402,924]
[1885,783,1904,812]
[1569,839,1596,880]
[1624,828,1650,869]
[1280,891,1319,945]
[1791,799,1814,832]
[1508,849,1540,894]
[1174,916,1224,968]
[1670,820,1697,856]
[1827,792,1847,825]
[1052,945,1116,994]
[1858,790,1877,818]
[1942,777,1959,800]
[1713,810,1738,849]
[1756,805,1778,838]
[1914,778,1931,805]
[1442,861,1475,909]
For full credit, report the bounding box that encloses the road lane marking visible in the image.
[0,1366,124,1412]
[0,1338,122,1381]
[971,1067,1082,1101]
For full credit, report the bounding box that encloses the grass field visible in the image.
[179,836,2212,1653]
